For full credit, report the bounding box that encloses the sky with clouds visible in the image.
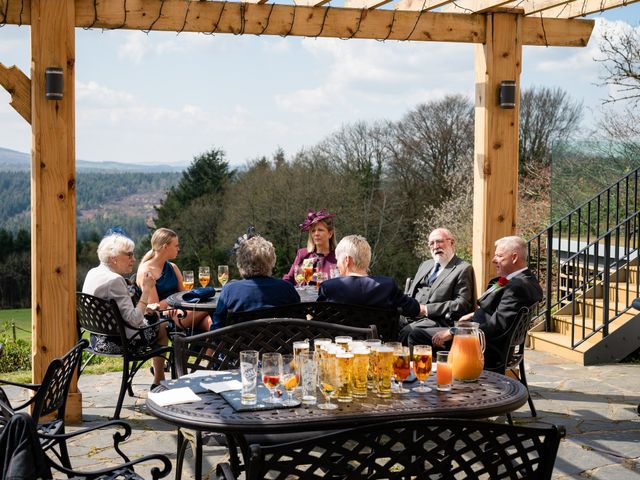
[1,6,639,167]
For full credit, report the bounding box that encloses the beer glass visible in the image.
[412,345,433,393]
[393,345,411,394]
[240,350,258,405]
[299,352,317,405]
[336,351,354,403]
[376,346,394,398]
[351,346,370,398]
[318,355,339,410]
[364,339,382,390]
[335,336,352,351]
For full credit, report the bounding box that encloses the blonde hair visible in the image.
[236,236,276,278]
[97,234,135,264]
[141,228,177,263]
[306,218,337,252]
[335,235,371,271]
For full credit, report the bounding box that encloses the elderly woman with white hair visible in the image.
[211,236,300,330]
[82,232,169,388]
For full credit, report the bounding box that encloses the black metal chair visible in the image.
[309,301,401,341]
[225,302,309,325]
[173,318,377,479]
[0,414,171,479]
[485,306,537,424]
[0,339,87,469]
[216,418,565,480]
[76,292,174,419]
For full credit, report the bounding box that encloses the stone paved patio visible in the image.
[3,349,640,479]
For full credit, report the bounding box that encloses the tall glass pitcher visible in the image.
[449,321,485,382]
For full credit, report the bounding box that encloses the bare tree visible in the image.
[519,86,583,176]
[598,23,640,105]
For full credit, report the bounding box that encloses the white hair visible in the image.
[97,234,135,264]
[495,236,528,262]
[335,235,371,271]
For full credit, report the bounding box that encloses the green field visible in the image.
[0,308,31,341]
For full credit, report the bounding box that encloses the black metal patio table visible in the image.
[166,286,320,313]
[147,370,528,476]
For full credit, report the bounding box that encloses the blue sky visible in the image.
[1,6,639,167]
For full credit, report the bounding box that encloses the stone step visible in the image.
[528,331,598,364]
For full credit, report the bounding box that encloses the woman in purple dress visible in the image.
[283,209,338,285]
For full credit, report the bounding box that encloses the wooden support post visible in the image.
[472,12,522,291]
[30,0,81,421]
[0,63,31,123]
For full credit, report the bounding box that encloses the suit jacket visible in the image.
[408,256,475,326]
[473,269,543,368]
[318,275,420,318]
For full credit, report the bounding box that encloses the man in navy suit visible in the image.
[427,236,543,368]
[318,235,427,318]
[399,228,475,345]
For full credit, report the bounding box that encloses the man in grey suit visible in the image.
[399,228,475,346]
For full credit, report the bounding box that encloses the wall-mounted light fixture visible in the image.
[499,80,516,109]
[45,67,64,100]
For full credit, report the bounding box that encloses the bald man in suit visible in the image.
[399,228,475,346]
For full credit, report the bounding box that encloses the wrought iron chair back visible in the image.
[174,318,376,376]
[0,340,87,468]
[485,306,537,422]
[225,303,309,325]
[76,292,174,419]
[308,302,400,341]
[219,418,564,480]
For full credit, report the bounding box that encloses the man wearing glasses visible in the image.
[399,228,475,346]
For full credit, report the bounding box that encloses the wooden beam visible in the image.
[472,12,522,291]
[504,0,573,15]
[441,0,513,13]
[0,63,31,123]
[294,0,331,5]
[394,0,451,11]
[0,0,594,47]
[541,0,640,18]
[75,0,487,43]
[30,0,81,421]
[521,15,592,46]
[344,0,392,9]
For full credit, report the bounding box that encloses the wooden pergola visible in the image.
[0,0,631,419]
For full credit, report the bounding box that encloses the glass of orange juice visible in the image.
[436,351,452,391]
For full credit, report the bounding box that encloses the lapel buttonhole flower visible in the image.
[497,276,509,287]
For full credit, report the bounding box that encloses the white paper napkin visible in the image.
[181,370,232,379]
[200,380,243,394]
[148,387,201,406]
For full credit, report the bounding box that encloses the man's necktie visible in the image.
[426,263,440,286]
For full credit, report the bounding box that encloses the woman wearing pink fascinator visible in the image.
[283,208,338,285]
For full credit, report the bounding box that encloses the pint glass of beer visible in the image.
[336,351,354,402]
[351,346,370,398]
[376,346,394,398]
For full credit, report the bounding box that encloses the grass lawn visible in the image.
[0,308,31,341]
[0,307,127,380]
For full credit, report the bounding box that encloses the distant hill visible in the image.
[0,147,187,173]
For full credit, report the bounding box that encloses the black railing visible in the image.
[527,166,640,349]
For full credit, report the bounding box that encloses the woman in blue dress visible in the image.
[137,228,212,332]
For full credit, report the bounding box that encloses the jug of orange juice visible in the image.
[449,321,485,382]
